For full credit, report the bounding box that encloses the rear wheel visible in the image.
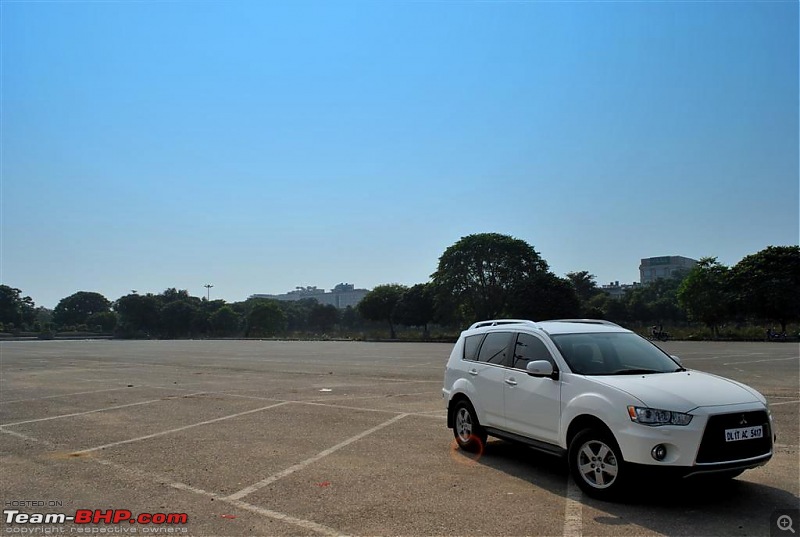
[569,428,627,500]
[452,400,487,453]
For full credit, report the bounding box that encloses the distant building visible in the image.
[249,283,369,309]
[601,281,640,300]
[639,256,697,284]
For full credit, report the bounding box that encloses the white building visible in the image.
[601,281,640,300]
[639,256,697,284]
[249,283,369,309]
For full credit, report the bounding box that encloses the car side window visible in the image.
[513,333,555,370]
[462,334,484,361]
[477,332,511,365]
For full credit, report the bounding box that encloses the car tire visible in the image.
[569,428,627,500]
[452,400,487,453]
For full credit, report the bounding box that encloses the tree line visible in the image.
[0,287,366,339]
[1,234,797,340]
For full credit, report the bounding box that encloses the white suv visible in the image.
[443,319,774,500]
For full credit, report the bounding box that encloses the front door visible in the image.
[503,332,561,443]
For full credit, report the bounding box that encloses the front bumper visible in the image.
[629,452,772,479]
[615,402,773,471]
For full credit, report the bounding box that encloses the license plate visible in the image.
[725,425,763,442]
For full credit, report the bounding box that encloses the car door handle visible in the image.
[505,378,517,386]
[468,369,479,376]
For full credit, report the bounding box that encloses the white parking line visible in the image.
[73,402,289,454]
[88,457,350,536]
[722,357,798,366]
[226,413,408,501]
[0,386,134,405]
[1,397,172,427]
[305,391,433,403]
[770,400,800,406]
[224,496,350,537]
[0,391,213,427]
[0,427,57,448]
[0,392,784,536]
[215,392,291,402]
[298,401,447,420]
[294,400,399,414]
[562,478,583,537]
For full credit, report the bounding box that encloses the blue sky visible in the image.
[2,0,798,308]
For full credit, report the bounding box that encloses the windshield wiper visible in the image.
[612,368,665,375]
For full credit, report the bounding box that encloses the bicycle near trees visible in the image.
[650,324,670,342]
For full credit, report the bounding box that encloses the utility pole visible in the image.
[204,284,214,301]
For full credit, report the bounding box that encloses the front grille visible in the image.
[695,411,772,464]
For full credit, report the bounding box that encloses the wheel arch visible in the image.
[566,414,615,448]
[447,393,475,429]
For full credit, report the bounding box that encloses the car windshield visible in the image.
[550,332,682,375]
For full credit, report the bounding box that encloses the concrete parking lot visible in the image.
[1,340,798,536]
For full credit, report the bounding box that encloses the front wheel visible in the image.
[452,400,487,453]
[569,428,627,500]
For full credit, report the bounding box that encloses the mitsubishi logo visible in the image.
[739,415,748,426]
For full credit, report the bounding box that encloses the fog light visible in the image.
[651,444,667,461]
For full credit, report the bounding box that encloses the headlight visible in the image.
[627,406,693,426]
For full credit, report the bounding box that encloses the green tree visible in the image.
[0,285,36,329]
[566,271,604,304]
[87,311,118,332]
[53,292,111,328]
[115,293,161,335]
[161,288,194,303]
[585,294,609,320]
[730,245,800,332]
[604,296,629,323]
[209,306,241,336]
[35,307,54,331]
[394,283,436,338]
[625,290,653,325]
[358,284,407,339]
[247,300,287,337]
[308,303,339,333]
[623,276,685,325]
[506,273,581,320]
[431,233,549,320]
[153,288,206,337]
[677,257,732,337]
[160,300,199,338]
[194,299,227,336]
[340,305,362,331]
[278,298,318,332]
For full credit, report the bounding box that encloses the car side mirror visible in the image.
[670,355,682,365]
[526,360,557,379]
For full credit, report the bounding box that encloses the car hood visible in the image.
[590,371,762,413]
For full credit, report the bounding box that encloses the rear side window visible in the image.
[462,334,484,361]
[477,332,511,365]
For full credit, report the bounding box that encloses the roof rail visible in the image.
[541,319,622,327]
[468,319,539,330]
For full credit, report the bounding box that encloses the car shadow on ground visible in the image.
[475,439,799,536]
